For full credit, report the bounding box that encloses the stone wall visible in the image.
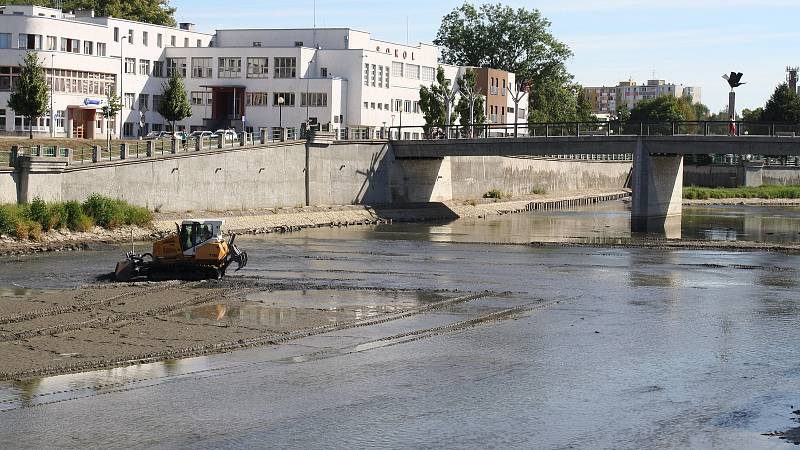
[0,170,16,204]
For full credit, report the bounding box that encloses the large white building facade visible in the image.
[0,4,526,141]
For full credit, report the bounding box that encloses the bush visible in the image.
[82,194,152,229]
[14,222,29,240]
[531,186,547,195]
[483,189,504,199]
[28,222,42,241]
[28,197,50,231]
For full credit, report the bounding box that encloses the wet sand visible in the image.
[0,279,478,380]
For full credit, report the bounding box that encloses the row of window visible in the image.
[364,64,391,88]
[363,99,421,114]
[123,93,162,111]
[242,92,328,107]
[0,108,67,131]
[0,32,107,56]
[0,66,116,95]
[390,62,436,82]
[165,57,297,79]
[113,27,204,49]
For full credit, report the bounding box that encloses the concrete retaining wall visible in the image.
[449,156,631,200]
[763,167,800,186]
[684,164,800,187]
[0,170,16,204]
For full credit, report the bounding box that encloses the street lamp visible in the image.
[49,53,54,137]
[278,95,285,133]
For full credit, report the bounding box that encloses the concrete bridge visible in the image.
[392,135,800,232]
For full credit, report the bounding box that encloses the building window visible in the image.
[273,57,296,78]
[404,64,420,80]
[157,33,162,48]
[113,27,119,42]
[139,59,150,76]
[394,99,402,112]
[364,101,368,109]
[123,122,134,137]
[48,68,115,96]
[0,34,10,49]
[139,94,149,110]
[0,109,5,129]
[218,57,241,78]
[54,110,64,129]
[184,37,189,47]
[370,102,376,109]
[413,101,420,114]
[253,41,262,47]
[127,29,133,43]
[196,39,202,47]
[321,67,328,78]
[142,31,148,46]
[190,91,212,105]
[404,100,412,113]
[124,93,135,109]
[167,58,187,77]
[124,58,136,74]
[245,92,268,106]
[153,95,162,111]
[392,62,403,78]
[246,57,268,78]
[301,93,327,107]
[96,42,106,56]
[385,66,390,88]
[421,66,435,82]
[378,65,383,88]
[170,35,176,47]
[153,61,164,77]
[19,34,43,50]
[192,57,212,78]
[273,92,295,106]
[60,38,79,53]
[371,64,376,87]
[46,36,57,51]
[364,63,369,86]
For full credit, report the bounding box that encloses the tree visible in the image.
[435,2,571,85]
[455,69,485,137]
[101,92,122,150]
[692,101,710,120]
[434,2,576,123]
[7,52,49,140]
[615,104,631,122]
[4,0,176,26]
[418,67,456,138]
[157,71,192,135]
[528,80,588,124]
[575,88,595,122]
[742,107,764,123]
[629,95,685,123]
[762,83,800,123]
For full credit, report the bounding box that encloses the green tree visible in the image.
[575,87,595,122]
[742,107,764,122]
[761,83,800,123]
[7,52,49,140]
[692,101,710,120]
[418,66,456,138]
[434,2,576,123]
[629,95,685,123]
[615,104,631,122]
[528,80,588,124]
[101,92,122,149]
[455,69,485,137]
[435,2,571,84]
[4,0,176,26]
[157,71,191,135]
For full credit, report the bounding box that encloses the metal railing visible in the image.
[385,120,800,140]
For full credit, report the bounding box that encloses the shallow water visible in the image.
[1,203,800,448]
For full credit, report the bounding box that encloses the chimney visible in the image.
[179,22,195,31]
[74,9,94,17]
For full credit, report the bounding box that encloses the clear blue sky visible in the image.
[172,0,799,113]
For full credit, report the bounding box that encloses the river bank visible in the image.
[0,190,629,256]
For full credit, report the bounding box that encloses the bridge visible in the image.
[388,121,800,232]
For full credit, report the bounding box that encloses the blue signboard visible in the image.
[83,98,103,106]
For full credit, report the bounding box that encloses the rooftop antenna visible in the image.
[406,16,409,45]
[313,0,316,28]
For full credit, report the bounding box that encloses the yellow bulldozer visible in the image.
[115,219,248,281]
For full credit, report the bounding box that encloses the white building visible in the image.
[0,5,526,141]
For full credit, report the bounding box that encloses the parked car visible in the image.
[214,129,238,142]
[189,130,215,140]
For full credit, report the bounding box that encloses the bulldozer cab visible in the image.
[178,220,224,256]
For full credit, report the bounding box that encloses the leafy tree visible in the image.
[435,2,575,123]
[575,87,595,122]
[761,83,800,123]
[4,0,176,26]
[101,92,122,149]
[455,69,485,137]
[418,67,456,138]
[742,107,764,123]
[157,71,191,134]
[692,101,710,120]
[629,95,685,123]
[528,80,588,124]
[676,96,697,122]
[435,2,571,85]
[614,104,631,122]
[7,52,49,140]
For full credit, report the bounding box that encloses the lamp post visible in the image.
[119,35,129,139]
[306,58,314,134]
[49,53,54,137]
[278,96,285,138]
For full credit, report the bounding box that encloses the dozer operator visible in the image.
[115,219,248,281]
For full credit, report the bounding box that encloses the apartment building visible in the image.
[583,79,702,116]
[0,5,527,140]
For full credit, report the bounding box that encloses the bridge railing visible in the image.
[386,121,800,140]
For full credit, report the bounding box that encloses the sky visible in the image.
[171,0,800,113]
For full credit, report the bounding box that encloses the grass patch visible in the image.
[0,194,151,240]
[684,185,800,200]
[483,189,506,199]
[531,186,547,195]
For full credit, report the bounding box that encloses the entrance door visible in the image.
[71,109,85,138]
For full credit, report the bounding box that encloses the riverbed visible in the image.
[1,202,800,448]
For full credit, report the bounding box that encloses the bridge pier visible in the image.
[631,139,684,234]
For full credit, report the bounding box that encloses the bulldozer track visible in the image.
[0,296,560,411]
[0,282,200,326]
[0,286,250,343]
